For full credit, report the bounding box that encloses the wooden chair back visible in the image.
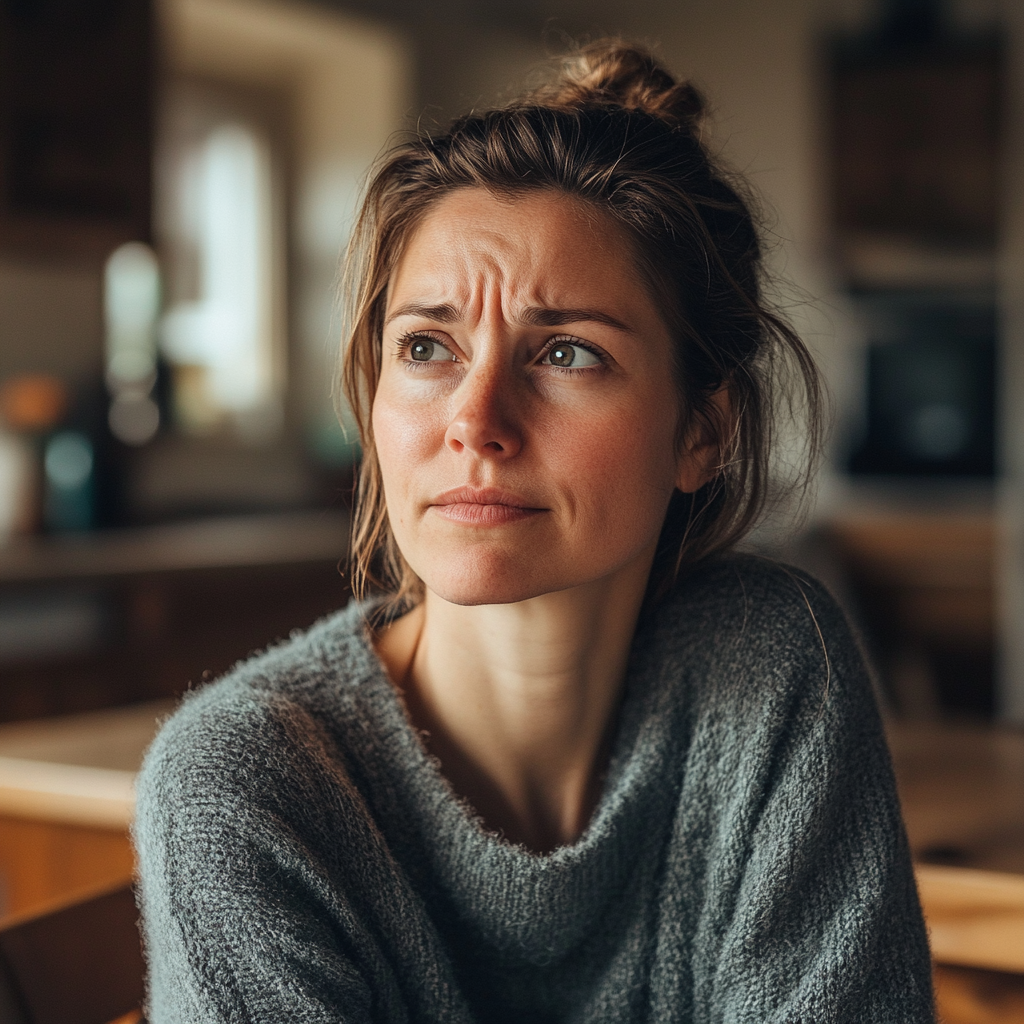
[0,882,145,1024]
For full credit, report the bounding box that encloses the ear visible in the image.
[675,386,734,494]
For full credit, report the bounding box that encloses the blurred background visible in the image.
[0,0,1022,1018]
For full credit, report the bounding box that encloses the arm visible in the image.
[133,690,403,1024]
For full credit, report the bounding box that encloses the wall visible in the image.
[411,21,548,121]
[651,0,849,529]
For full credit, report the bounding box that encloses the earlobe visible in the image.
[675,386,733,494]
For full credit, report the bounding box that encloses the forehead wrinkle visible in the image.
[387,192,643,333]
[388,237,514,326]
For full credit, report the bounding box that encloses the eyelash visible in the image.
[394,332,606,375]
[394,331,450,367]
[540,335,606,376]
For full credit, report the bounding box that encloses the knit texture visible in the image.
[134,554,935,1023]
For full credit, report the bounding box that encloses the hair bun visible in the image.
[526,40,705,126]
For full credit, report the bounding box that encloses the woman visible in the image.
[135,42,935,1023]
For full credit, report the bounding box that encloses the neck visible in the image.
[376,549,654,852]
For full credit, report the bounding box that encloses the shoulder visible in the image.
[135,598,383,825]
[681,550,842,620]
[639,552,871,720]
[650,551,853,656]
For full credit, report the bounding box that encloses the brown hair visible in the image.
[340,39,824,609]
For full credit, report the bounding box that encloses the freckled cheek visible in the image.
[552,409,677,530]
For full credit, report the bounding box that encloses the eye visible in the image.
[542,341,602,369]
[404,336,454,362]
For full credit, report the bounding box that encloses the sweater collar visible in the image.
[319,598,689,967]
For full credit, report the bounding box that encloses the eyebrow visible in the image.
[384,303,632,332]
[517,306,632,332]
[385,303,460,326]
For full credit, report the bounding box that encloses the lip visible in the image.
[428,486,546,525]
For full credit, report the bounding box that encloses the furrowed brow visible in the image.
[517,306,632,332]
[385,302,461,326]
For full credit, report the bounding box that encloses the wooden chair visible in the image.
[917,865,1024,1024]
[0,882,146,1024]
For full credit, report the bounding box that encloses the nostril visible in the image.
[484,441,504,452]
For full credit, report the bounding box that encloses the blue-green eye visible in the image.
[543,342,601,368]
[408,338,453,362]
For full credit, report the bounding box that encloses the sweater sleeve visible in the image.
[660,566,935,1024]
[133,687,410,1024]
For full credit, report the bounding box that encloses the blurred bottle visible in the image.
[87,241,166,529]
[105,242,162,447]
[43,430,95,532]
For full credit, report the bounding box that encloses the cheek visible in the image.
[371,382,441,490]
[545,392,680,527]
[372,396,421,533]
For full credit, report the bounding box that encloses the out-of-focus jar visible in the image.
[0,374,70,542]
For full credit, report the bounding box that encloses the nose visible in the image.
[444,364,523,459]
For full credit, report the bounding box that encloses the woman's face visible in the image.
[373,187,702,606]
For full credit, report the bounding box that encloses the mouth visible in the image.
[429,487,547,525]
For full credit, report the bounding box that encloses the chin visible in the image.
[424,574,550,608]
[418,555,569,607]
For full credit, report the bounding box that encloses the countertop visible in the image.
[0,510,349,585]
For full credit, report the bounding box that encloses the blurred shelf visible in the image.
[837,233,996,291]
[821,498,997,716]
[0,510,349,585]
[829,507,994,647]
[828,507,993,590]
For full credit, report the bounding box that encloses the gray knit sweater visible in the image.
[134,555,935,1023]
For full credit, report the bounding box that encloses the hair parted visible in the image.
[340,39,824,609]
